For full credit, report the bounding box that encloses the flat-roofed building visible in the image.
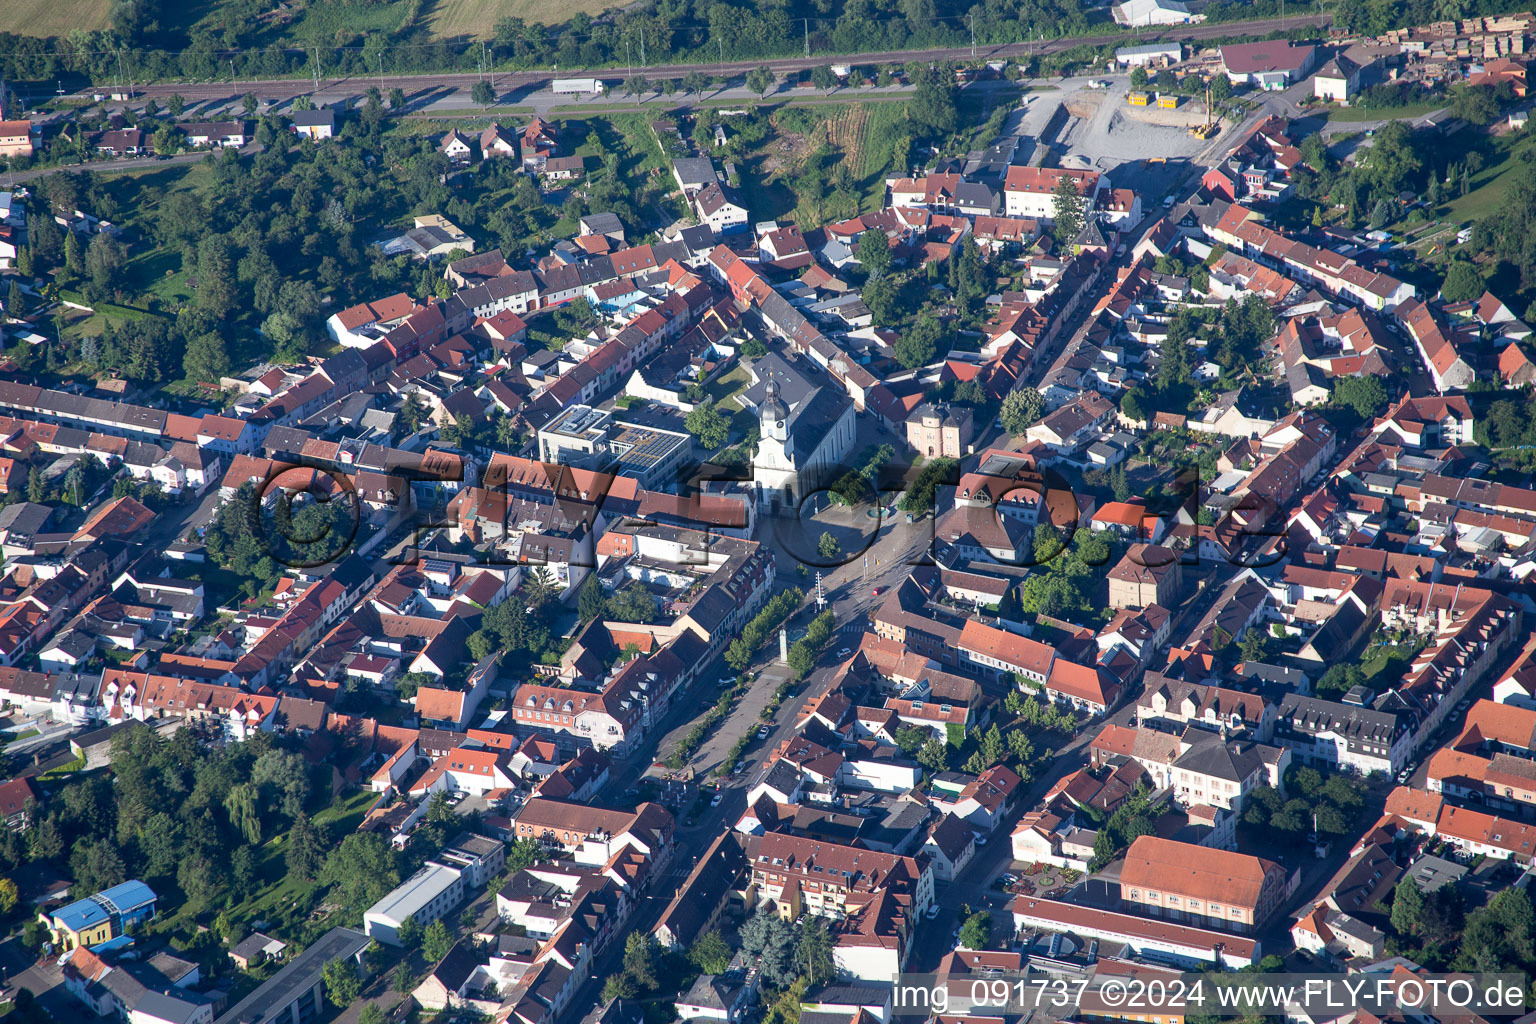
[363,862,466,946]
[213,927,369,1024]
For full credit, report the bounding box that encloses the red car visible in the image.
[871,587,883,596]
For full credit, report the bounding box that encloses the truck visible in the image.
[551,78,604,95]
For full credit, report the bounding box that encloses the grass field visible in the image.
[11,0,112,35]
[426,0,625,39]
[1327,100,1445,123]
[1444,128,1536,225]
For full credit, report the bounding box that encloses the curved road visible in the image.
[79,14,1330,104]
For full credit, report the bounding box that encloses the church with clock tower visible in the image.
[752,376,857,512]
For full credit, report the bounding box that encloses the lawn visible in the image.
[705,363,758,439]
[1327,100,1446,123]
[155,788,380,942]
[10,0,112,36]
[1443,127,1536,225]
[427,0,626,39]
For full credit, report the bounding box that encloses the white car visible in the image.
[758,725,771,739]
[836,648,851,658]
[926,904,941,919]
[1162,195,1175,208]
[711,792,723,807]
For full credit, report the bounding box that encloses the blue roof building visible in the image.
[43,879,158,950]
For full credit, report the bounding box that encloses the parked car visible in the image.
[926,904,942,919]
[871,586,884,596]
[836,648,851,658]
[758,725,771,739]
[711,792,723,807]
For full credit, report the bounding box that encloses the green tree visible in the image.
[683,71,710,94]
[183,332,231,386]
[796,918,836,985]
[857,230,892,277]
[1333,375,1389,420]
[690,930,733,973]
[70,838,127,896]
[895,726,927,756]
[746,66,775,98]
[1129,67,1148,90]
[0,877,17,915]
[606,585,657,624]
[26,466,45,503]
[811,66,837,92]
[359,1006,386,1024]
[916,738,950,773]
[224,782,263,845]
[1441,260,1484,302]
[1052,175,1086,244]
[85,234,126,296]
[577,576,606,623]
[63,230,83,276]
[818,532,840,559]
[1120,385,1152,423]
[422,919,452,962]
[286,811,325,881]
[623,932,660,990]
[1451,84,1499,126]
[389,87,406,109]
[321,833,400,914]
[1209,72,1233,102]
[959,911,991,950]
[472,79,495,106]
[322,957,362,1007]
[167,93,185,116]
[910,64,958,136]
[685,400,731,448]
[999,388,1044,435]
[899,457,957,516]
[1236,626,1269,664]
[894,315,947,369]
[396,915,422,950]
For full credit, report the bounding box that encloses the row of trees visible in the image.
[787,608,837,679]
[0,0,1102,85]
[726,587,805,670]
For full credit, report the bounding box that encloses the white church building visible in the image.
[752,378,857,511]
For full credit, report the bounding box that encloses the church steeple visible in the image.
[761,376,788,443]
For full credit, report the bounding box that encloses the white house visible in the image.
[363,861,466,946]
[696,183,749,235]
[1003,166,1107,222]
